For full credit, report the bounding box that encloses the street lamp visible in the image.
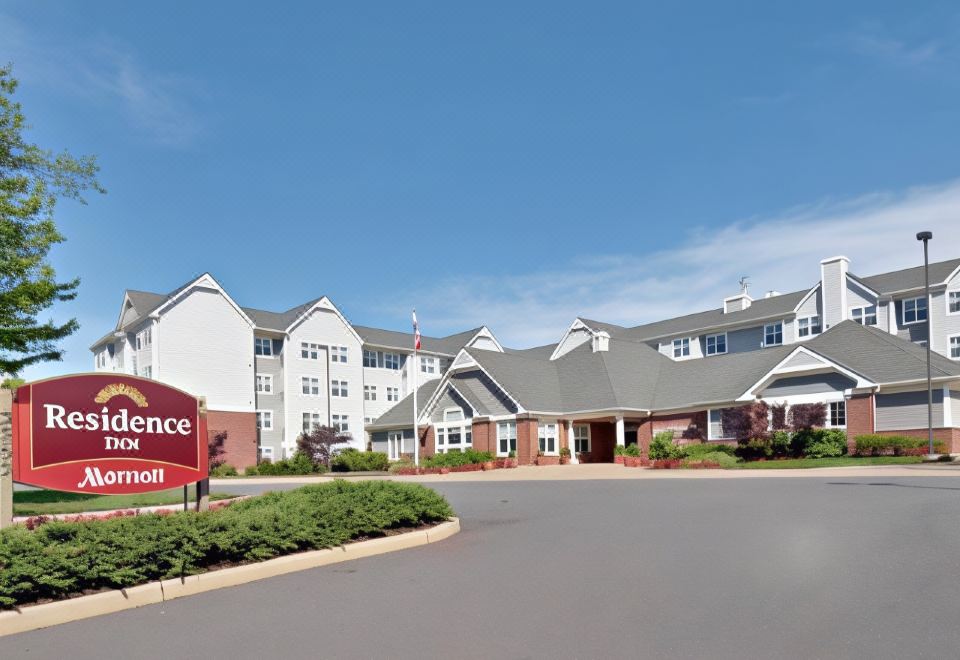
[916,231,934,455]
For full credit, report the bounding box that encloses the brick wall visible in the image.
[651,411,708,441]
[845,394,875,452]
[472,419,493,453]
[418,425,435,458]
[638,418,653,458]
[207,410,257,470]
[872,428,960,453]
[517,418,538,465]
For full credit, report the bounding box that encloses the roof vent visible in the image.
[592,331,610,353]
[764,290,781,299]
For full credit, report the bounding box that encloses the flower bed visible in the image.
[0,481,452,609]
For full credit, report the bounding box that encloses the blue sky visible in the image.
[4,1,960,379]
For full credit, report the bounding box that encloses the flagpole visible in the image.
[412,309,420,466]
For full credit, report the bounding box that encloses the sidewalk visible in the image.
[211,462,960,486]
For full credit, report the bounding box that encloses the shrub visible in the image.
[736,438,773,460]
[693,451,739,468]
[210,464,238,478]
[559,447,571,458]
[421,449,494,468]
[769,430,792,457]
[853,434,944,456]
[649,431,683,460]
[789,403,826,431]
[255,452,325,476]
[0,481,453,608]
[614,445,626,456]
[297,425,352,468]
[331,449,390,472]
[682,442,736,459]
[770,403,788,431]
[388,457,415,474]
[801,429,847,458]
[209,431,228,469]
[623,444,641,457]
[722,402,770,442]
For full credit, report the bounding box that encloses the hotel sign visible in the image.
[11,374,208,495]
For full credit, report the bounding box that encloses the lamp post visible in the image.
[916,231,934,455]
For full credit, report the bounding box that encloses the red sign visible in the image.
[12,374,208,494]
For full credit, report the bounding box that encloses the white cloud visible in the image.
[386,179,960,348]
[0,13,203,146]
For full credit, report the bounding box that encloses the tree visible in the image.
[208,430,228,468]
[297,425,352,468]
[788,403,827,431]
[721,401,770,442]
[0,64,104,375]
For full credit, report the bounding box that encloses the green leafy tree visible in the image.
[0,64,104,375]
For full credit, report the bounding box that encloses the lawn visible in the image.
[13,488,236,516]
[734,456,925,470]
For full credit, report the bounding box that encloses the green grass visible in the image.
[13,488,235,516]
[734,456,924,470]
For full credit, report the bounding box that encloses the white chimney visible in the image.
[723,293,753,313]
[764,290,781,299]
[592,331,610,353]
[820,256,850,330]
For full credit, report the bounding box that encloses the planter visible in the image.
[559,456,570,465]
[577,452,592,464]
[623,456,642,468]
[614,455,625,465]
[535,455,561,466]
[481,461,496,471]
[498,458,518,468]
[651,459,683,469]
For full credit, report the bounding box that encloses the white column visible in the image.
[615,416,626,447]
[944,386,953,428]
[566,420,578,464]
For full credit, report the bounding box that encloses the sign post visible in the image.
[0,389,12,529]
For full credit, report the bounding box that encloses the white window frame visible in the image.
[331,345,348,363]
[672,337,690,359]
[421,356,437,374]
[256,373,273,394]
[331,414,349,432]
[386,387,399,402]
[796,315,821,339]
[300,342,322,360]
[364,384,377,401]
[387,431,403,460]
[902,297,928,325]
[948,291,960,316]
[573,424,591,454]
[301,376,320,396]
[497,421,518,457]
[384,353,401,370]
[256,410,273,431]
[436,410,472,454]
[705,333,727,356]
[850,305,878,326]
[331,380,348,397]
[302,412,322,433]
[142,365,152,379]
[949,334,960,360]
[538,422,558,455]
[764,321,783,347]
[363,349,378,368]
[827,401,847,429]
[259,445,274,460]
[254,337,273,357]
[136,327,152,351]
[707,409,726,440]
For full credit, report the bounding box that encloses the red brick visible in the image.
[207,410,257,470]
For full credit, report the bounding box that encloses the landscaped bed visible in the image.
[13,488,237,517]
[0,480,453,609]
[732,456,925,469]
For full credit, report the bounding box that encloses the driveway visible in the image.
[3,476,960,659]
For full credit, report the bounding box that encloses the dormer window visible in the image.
[797,315,821,338]
[705,333,727,356]
[672,338,690,358]
[764,322,783,347]
[255,337,273,356]
[850,306,877,326]
[902,297,927,325]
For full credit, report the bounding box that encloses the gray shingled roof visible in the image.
[241,298,325,332]
[126,290,170,320]
[353,326,484,356]
[369,380,441,428]
[855,258,960,294]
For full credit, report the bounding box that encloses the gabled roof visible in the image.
[353,326,486,356]
[125,290,170,320]
[242,298,326,332]
[368,380,442,428]
[854,257,960,294]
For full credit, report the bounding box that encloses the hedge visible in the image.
[421,449,494,468]
[331,449,390,472]
[245,452,325,476]
[0,481,453,608]
[854,434,946,456]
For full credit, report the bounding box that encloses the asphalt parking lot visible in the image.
[4,476,960,659]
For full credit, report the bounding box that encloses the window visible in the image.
[573,425,590,454]
[302,412,321,433]
[364,417,375,424]
[255,337,273,356]
[705,333,727,356]
[256,374,273,394]
[256,410,273,431]
[950,335,960,360]
[386,387,399,402]
[672,338,690,358]
[301,342,321,360]
[949,292,960,315]
[135,327,152,350]
[708,409,724,440]
[384,353,401,370]
[301,377,320,396]
[797,315,822,338]
[850,306,877,326]
[364,385,377,401]
[331,380,348,397]
[828,401,846,428]
[902,297,927,324]
[96,351,107,368]
[363,349,378,368]
[142,366,152,379]
[331,346,348,363]
[387,431,403,460]
[497,421,517,456]
[332,414,349,432]
[421,356,436,374]
[764,322,783,346]
[538,423,558,455]
[259,445,274,461]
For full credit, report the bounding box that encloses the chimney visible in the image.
[592,331,610,353]
[764,290,781,299]
[820,256,850,330]
[723,293,753,314]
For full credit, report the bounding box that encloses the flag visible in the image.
[412,310,421,350]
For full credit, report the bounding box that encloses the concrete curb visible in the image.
[0,517,460,637]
